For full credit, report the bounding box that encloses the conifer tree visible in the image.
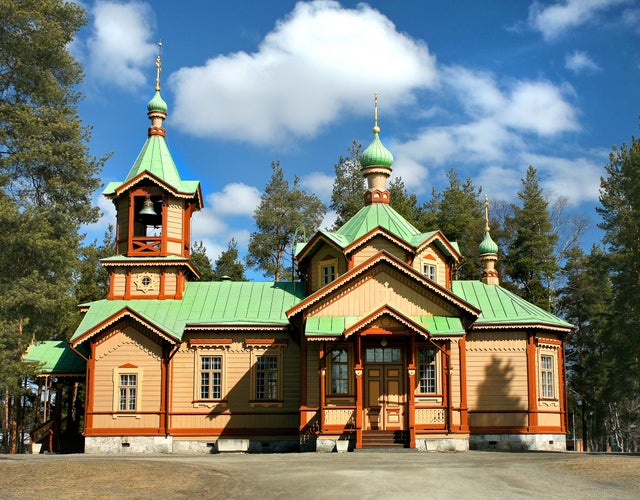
[597,132,640,443]
[248,161,325,281]
[330,141,363,228]
[190,241,215,282]
[0,0,104,451]
[502,166,558,310]
[213,239,246,281]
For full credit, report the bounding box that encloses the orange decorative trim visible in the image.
[526,334,538,430]
[245,339,288,346]
[459,336,469,431]
[189,339,233,346]
[119,363,137,369]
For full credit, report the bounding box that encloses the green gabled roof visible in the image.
[23,341,86,375]
[305,315,464,337]
[72,281,307,344]
[335,203,422,245]
[452,281,573,330]
[102,135,199,197]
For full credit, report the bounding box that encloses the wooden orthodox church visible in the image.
[26,59,572,453]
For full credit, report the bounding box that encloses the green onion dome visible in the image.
[479,231,499,255]
[361,129,394,168]
[147,90,168,114]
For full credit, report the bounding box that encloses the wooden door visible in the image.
[365,364,405,430]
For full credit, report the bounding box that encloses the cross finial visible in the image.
[484,194,491,232]
[373,92,380,134]
[155,41,163,91]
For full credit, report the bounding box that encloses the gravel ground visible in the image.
[1,451,638,499]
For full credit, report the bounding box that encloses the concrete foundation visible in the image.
[415,437,469,452]
[85,436,174,454]
[470,434,567,452]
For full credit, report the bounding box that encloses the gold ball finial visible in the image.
[373,92,380,134]
[155,41,163,92]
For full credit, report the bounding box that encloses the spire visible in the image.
[361,93,394,205]
[147,42,168,137]
[479,195,499,285]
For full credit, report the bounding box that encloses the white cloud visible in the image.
[169,0,437,144]
[520,153,604,204]
[565,51,601,73]
[300,171,334,204]
[499,81,578,136]
[86,1,157,89]
[82,193,117,240]
[206,183,261,216]
[528,0,630,40]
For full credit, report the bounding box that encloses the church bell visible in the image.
[139,196,158,218]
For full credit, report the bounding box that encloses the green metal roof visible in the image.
[24,341,86,375]
[334,203,422,245]
[452,281,573,330]
[305,315,465,337]
[72,281,307,343]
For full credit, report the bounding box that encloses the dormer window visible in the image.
[321,263,336,285]
[423,263,436,282]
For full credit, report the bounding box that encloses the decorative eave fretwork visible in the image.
[286,250,481,320]
[106,170,203,209]
[469,322,573,335]
[70,306,179,348]
[343,305,430,339]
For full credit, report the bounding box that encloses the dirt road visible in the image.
[1,451,638,499]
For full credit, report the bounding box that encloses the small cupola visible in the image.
[479,195,499,285]
[147,46,168,138]
[361,93,394,205]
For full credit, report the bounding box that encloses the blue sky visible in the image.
[74,0,640,277]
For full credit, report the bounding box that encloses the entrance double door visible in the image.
[364,347,406,431]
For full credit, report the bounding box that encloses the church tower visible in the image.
[101,52,203,300]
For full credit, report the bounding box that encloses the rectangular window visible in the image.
[331,349,349,394]
[200,356,222,400]
[255,355,278,400]
[119,374,137,411]
[418,349,437,393]
[321,264,336,285]
[423,263,436,281]
[365,347,401,363]
[540,354,554,398]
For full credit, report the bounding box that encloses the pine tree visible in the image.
[330,141,364,229]
[597,133,640,443]
[213,239,246,281]
[190,241,215,282]
[388,177,424,230]
[247,161,325,281]
[502,166,558,311]
[0,0,105,452]
[419,169,484,279]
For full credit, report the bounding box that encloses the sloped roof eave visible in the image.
[287,250,481,319]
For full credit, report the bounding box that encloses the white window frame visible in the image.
[199,354,223,400]
[329,347,350,395]
[540,353,555,399]
[417,347,440,395]
[112,366,142,418]
[191,344,230,407]
[249,345,285,406]
[423,263,437,282]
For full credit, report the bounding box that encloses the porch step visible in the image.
[361,430,409,449]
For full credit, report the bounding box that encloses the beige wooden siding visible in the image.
[468,412,528,428]
[309,270,454,318]
[449,339,461,408]
[351,237,408,268]
[538,412,561,427]
[413,246,448,286]
[116,198,129,255]
[466,332,528,411]
[165,199,183,240]
[164,270,177,296]
[309,246,346,291]
[306,342,320,407]
[111,269,126,297]
[92,326,163,429]
[169,333,301,433]
[166,240,182,255]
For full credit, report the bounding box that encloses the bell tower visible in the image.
[101,49,203,299]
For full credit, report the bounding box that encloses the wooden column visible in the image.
[319,342,326,434]
[408,335,416,448]
[459,336,469,432]
[355,335,363,448]
[85,341,96,432]
[526,334,539,432]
